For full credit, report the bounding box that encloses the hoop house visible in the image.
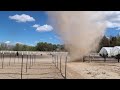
[99,47,113,57]
[111,46,120,56]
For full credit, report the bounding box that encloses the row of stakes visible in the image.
[52,55,67,79]
[0,51,36,79]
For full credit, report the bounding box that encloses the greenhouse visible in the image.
[99,47,113,57]
[111,46,120,56]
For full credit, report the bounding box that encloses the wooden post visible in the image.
[55,55,57,67]
[18,52,19,63]
[29,53,31,69]
[33,54,35,64]
[33,54,34,65]
[14,52,16,64]
[53,55,55,64]
[52,55,53,64]
[9,51,11,66]
[31,53,32,66]
[65,56,67,79]
[83,56,85,62]
[34,54,36,64]
[26,54,28,73]
[1,51,2,68]
[54,55,56,66]
[0,51,2,67]
[57,55,58,68]
[2,52,4,69]
[104,57,106,62]
[32,53,34,66]
[60,55,62,73]
[21,53,23,79]
[0,51,2,62]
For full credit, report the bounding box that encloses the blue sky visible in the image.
[105,28,120,37]
[0,11,62,46]
[0,11,119,46]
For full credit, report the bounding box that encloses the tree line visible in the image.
[98,35,120,52]
[1,35,119,52]
[0,42,66,51]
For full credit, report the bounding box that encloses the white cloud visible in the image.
[97,11,120,30]
[54,35,61,40]
[35,41,39,44]
[33,24,53,32]
[5,41,10,44]
[29,44,34,46]
[15,42,23,44]
[9,14,35,22]
[33,24,40,28]
[116,28,120,30]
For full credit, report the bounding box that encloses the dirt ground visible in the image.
[1,51,120,79]
[66,62,120,79]
[0,53,64,79]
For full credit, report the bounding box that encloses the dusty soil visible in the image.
[1,51,120,79]
[0,54,63,79]
[66,62,120,79]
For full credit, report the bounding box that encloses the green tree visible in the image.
[110,36,117,47]
[13,43,23,51]
[98,36,110,52]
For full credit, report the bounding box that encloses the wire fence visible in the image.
[0,51,68,79]
[51,52,68,79]
[0,51,40,79]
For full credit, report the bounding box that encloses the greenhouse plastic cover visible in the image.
[99,47,113,57]
[111,46,120,56]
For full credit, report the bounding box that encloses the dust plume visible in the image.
[47,11,106,61]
